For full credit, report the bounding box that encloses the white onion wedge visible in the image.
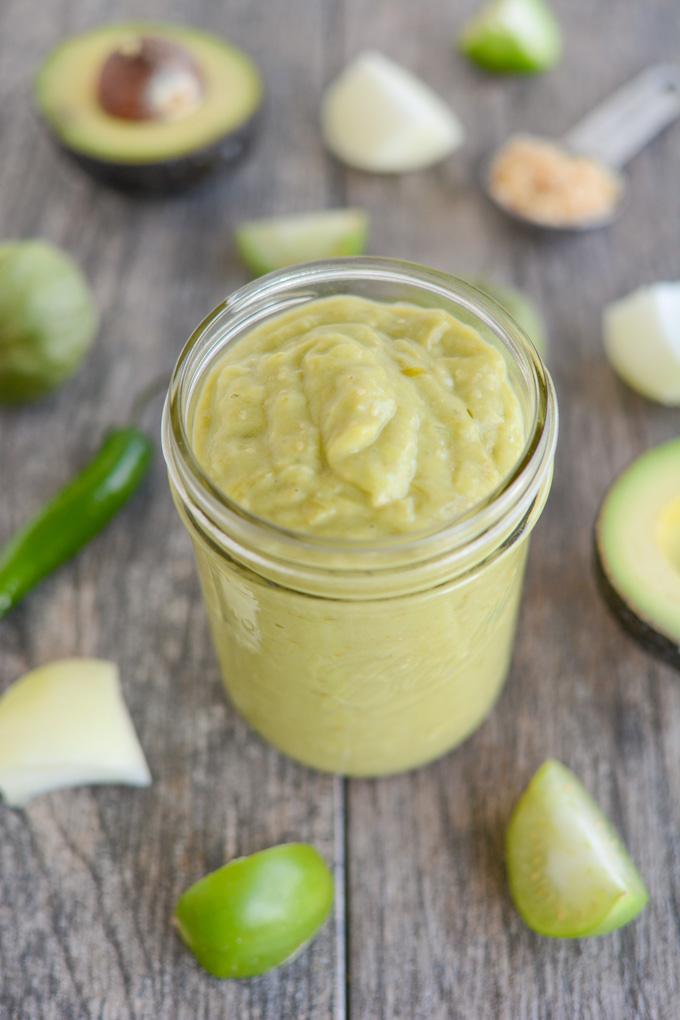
[0,658,151,807]
[321,51,464,173]
[603,283,680,405]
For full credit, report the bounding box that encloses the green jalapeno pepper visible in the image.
[0,427,152,618]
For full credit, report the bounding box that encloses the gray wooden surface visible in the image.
[1,1,679,1018]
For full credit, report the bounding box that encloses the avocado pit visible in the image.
[98,36,204,122]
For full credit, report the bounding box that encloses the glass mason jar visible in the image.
[162,259,558,777]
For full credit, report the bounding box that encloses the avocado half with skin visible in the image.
[595,438,680,669]
[35,23,263,191]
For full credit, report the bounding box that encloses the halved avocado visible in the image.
[35,23,263,191]
[595,438,680,669]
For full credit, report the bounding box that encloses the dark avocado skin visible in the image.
[593,539,680,671]
[49,110,260,192]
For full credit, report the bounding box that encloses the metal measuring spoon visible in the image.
[485,64,680,231]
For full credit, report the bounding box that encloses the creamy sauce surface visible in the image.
[193,295,524,538]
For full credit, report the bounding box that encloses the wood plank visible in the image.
[0,2,344,1018]
[341,0,680,1017]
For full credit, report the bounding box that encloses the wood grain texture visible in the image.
[1,0,679,1018]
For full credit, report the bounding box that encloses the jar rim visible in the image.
[162,257,558,582]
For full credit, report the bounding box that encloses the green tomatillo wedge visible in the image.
[174,843,334,978]
[506,760,648,938]
[458,0,562,75]
[235,209,368,277]
[466,277,547,359]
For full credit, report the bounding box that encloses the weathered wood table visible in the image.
[1,1,679,1017]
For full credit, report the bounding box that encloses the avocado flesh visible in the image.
[596,438,680,668]
[35,23,262,169]
[53,124,257,192]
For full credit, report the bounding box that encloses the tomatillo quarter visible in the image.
[174,843,334,979]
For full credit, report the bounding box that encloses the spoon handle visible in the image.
[563,64,680,169]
